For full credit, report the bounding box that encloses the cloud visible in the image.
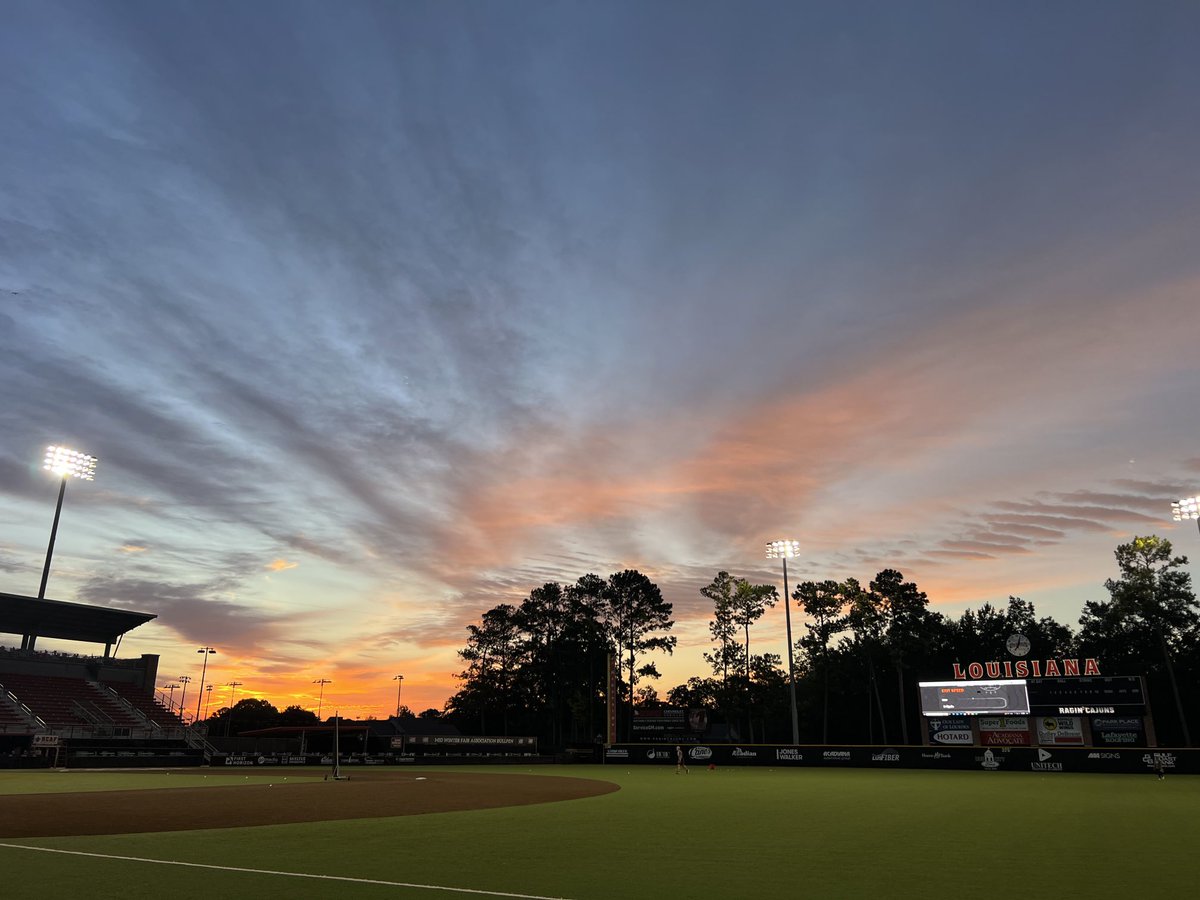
[74,572,292,654]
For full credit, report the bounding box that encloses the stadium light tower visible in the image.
[766,540,802,746]
[177,675,192,722]
[38,444,97,599]
[1172,496,1200,538]
[313,678,332,719]
[163,682,180,712]
[204,683,214,720]
[225,681,244,738]
[195,646,216,724]
[393,674,405,717]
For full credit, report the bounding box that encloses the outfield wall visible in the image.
[604,743,1200,774]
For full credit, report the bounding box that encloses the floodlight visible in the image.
[766,539,800,559]
[44,445,98,480]
[1171,496,1199,521]
[766,538,801,744]
[38,443,98,598]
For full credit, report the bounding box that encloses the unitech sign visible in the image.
[952,658,1101,679]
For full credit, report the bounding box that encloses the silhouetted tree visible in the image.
[1079,535,1197,745]
[794,579,846,743]
[601,569,676,740]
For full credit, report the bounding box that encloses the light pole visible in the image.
[1168,496,1198,746]
[38,445,97,599]
[313,679,332,719]
[393,674,405,717]
[195,646,216,724]
[1172,496,1199,538]
[766,539,801,745]
[204,684,214,720]
[178,675,192,723]
[225,681,243,738]
[164,682,180,713]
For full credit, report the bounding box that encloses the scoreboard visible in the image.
[919,680,1031,716]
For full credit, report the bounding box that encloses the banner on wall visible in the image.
[927,718,974,745]
[1035,716,1084,745]
[1091,716,1147,746]
[978,716,1032,746]
[601,744,1200,773]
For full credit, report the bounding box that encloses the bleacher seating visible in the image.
[101,680,183,728]
[0,689,33,729]
[0,673,143,728]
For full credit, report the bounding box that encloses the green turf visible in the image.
[1,765,1196,899]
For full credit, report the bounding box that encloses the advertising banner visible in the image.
[978,716,1032,746]
[927,717,974,745]
[1091,716,1147,746]
[602,744,1200,773]
[630,707,685,741]
[1035,716,1084,745]
[630,706,709,742]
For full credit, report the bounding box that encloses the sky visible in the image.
[2,0,1199,719]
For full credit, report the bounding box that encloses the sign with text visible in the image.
[1035,716,1084,746]
[602,744,1200,773]
[1026,676,1146,715]
[927,718,974,745]
[1091,716,1147,746]
[978,716,1032,746]
[920,681,1030,716]
[630,706,709,741]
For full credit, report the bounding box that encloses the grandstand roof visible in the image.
[0,591,156,646]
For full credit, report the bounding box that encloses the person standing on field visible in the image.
[675,744,689,774]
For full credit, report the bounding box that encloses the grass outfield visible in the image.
[1,765,1196,899]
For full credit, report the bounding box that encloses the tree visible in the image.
[634,685,660,706]
[794,579,845,743]
[456,603,524,735]
[207,697,279,736]
[563,574,615,742]
[278,705,320,727]
[1079,535,1197,746]
[869,569,929,745]
[701,571,742,685]
[729,577,778,684]
[843,577,889,742]
[601,569,676,740]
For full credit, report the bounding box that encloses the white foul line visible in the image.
[0,843,573,900]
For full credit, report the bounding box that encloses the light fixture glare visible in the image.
[43,444,97,480]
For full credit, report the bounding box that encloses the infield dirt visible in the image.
[0,770,619,838]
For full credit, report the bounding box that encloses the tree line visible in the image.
[444,535,1198,748]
